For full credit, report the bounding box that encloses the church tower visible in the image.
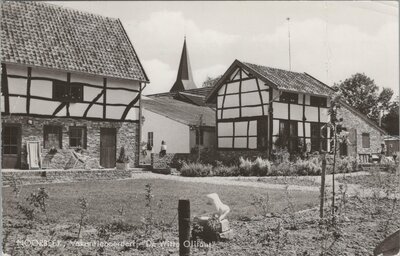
[170,37,197,92]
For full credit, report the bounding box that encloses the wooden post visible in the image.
[332,125,337,222]
[178,200,191,256]
[320,153,326,218]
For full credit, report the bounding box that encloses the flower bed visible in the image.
[179,155,360,177]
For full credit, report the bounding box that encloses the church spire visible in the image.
[170,37,197,92]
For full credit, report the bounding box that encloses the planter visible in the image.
[116,162,129,171]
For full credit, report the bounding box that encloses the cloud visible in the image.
[130,13,397,97]
[193,64,228,87]
[142,59,175,95]
[248,18,399,95]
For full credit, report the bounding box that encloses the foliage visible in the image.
[253,157,272,176]
[269,162,295,176]
[77,197,88,240]
[239,157,271,176]
[271,146,290,164]
[335,156,358,173]
[333,73,394,122]
[202,75,222,88]
[251,193,271,218]
[116,146,129,163]
[142,183,155,239]
[381,97,399,135]
[180,162,213,177]
[191,216,220,243]
[212,164,240,176]
[27,188,49,222]
[294,157,322,176]
[283,186,297,230]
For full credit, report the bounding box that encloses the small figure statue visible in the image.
[206,193,230,221]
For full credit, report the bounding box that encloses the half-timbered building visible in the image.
[1,2,149,169]
[205,60,386,159]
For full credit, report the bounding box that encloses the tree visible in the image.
[333,73,394,122]
[202,75,222,88]
[382,97,399,135]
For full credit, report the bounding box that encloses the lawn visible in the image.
[3,178,319,225]
[2,173,399,255]
[3,178,319,255]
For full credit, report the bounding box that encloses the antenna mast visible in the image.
[287,17,292,71]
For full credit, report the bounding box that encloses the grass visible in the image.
[3,178,319,225]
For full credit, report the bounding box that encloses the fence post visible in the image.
[178,199,191,256]
[320,153,326,218]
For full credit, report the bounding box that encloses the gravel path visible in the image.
[131,171,380,196]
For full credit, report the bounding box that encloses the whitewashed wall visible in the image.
[215,65,332,151]
[141,108,190,153]
[2,64,140,121]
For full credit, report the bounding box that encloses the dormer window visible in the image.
[53,81,83,102]
[280,92,298,104]
[310,96,327,107]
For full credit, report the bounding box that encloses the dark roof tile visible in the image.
[1,1,148,82]
[143,96,215,127]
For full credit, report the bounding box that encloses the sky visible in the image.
[53,1,399,97]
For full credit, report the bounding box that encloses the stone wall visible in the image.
[151,153,193,169]
[2,115,139,169]
[2,169,132,186]
[337,106,385,155]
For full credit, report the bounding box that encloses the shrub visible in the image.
[212,165,240,176]
[180,162,213,177]
[270,162,295,176]
[294,157,321,176]
[238,157,271,176]
[239,157,254,176]
[336,156,358,173]
[253,157,271,176]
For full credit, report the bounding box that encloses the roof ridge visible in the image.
[242,61,303,75]
[22,1,118,22]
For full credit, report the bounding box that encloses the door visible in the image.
[100,128,116,168]
[257,118,269,150]
[2,124,21,169]
[347,128,357,157]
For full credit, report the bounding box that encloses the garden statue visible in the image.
[191,193,233,242]
[206,193,230,221]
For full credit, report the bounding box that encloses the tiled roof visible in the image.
[242,62,333,96]
[146,87,214,107]
[206,60,334,102]
[1,1,148,82]
[142,96,215,127]
[178,92,208,106]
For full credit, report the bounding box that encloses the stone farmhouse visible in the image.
[1,2,148,169]
[205,60,387,161]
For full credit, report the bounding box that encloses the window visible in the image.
[44,125,62,149]
[278,120,298,152]
[195,129,204,145]
[310,96,327,107]
[280,92,298,104]
[362,133,370,148]
[53,81,83,102]
[147,132,154,148]
[311,123,328,152]
[2,126,18,154]
[69,126,86,148]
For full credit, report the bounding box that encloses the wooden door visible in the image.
[2,124,21,169]
[347,128,357,157]
[100,128,116,168]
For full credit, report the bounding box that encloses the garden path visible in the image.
[131,171,395,198]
